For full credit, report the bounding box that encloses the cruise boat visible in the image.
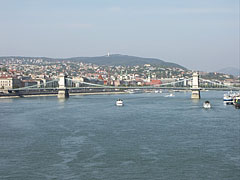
[223,92,234,105]
[203,101,211,109]
[223,91,240,105]
[116,99,124,106]
[223,94,233,105]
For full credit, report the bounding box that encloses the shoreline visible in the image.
[0,89,227,99]
[0,91,127,99]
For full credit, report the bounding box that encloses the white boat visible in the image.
[154,90,162,93]
[116,99,124,106]
[165,93,175,97]
[125,89,135,94]
[124,89,143,94]
[203,101,211,109]
[223,92,234,105]
[223,91,240,105]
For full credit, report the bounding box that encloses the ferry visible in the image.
[223,91,240,105]
[203,101,211,109]
[223,91,234,105]
[116,99,124,106]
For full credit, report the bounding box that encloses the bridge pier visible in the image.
[191,89,200,99]
[58,73,69,98]
[191,72,200,99]
[58,89,69,98]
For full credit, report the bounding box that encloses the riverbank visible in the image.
[0,91,127,98]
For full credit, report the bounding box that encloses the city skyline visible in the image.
[0,0,239,72]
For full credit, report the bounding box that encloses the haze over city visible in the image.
[0,0,239,72]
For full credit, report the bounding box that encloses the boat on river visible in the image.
[125,89,143,94]
[154,90,162,93]
[223,92,234,105]
[116,99,124,106]
[223,91,240,105]
[233,96,240,109]
[165,93,175,97]
[203,101,211,109]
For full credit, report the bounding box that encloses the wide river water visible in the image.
[0,91,239,180]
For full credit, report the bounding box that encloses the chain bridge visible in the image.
[6,72,240,99]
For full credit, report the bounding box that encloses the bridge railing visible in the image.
[10,76,240,91]
[11,79,59,91]
[199,78,240,90]
[66,77,193,89]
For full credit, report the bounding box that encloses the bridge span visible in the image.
[1,72,239,99]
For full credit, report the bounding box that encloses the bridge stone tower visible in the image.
[58,73,69,98]
[191,72,200,99]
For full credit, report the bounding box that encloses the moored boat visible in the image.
[233,96,240,109]
[223,91,240,105]
[154,90,162,93]
[223,94,233,105]
[124,89,143,94]
[223,91,234,105]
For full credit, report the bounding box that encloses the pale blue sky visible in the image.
[0,0,239,71]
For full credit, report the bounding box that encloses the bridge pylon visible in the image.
[58,73,69,98]
[191,72,200,99]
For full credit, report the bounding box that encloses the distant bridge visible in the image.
[4,73,240,99]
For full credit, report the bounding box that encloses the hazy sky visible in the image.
[0,0,239,71]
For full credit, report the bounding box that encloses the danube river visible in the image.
[0,91,239,180]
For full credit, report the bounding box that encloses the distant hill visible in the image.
[217,67,240,77]
[68,54,186,69]
[0,54,187,69]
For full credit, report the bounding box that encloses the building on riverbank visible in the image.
[0,75,22,90]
